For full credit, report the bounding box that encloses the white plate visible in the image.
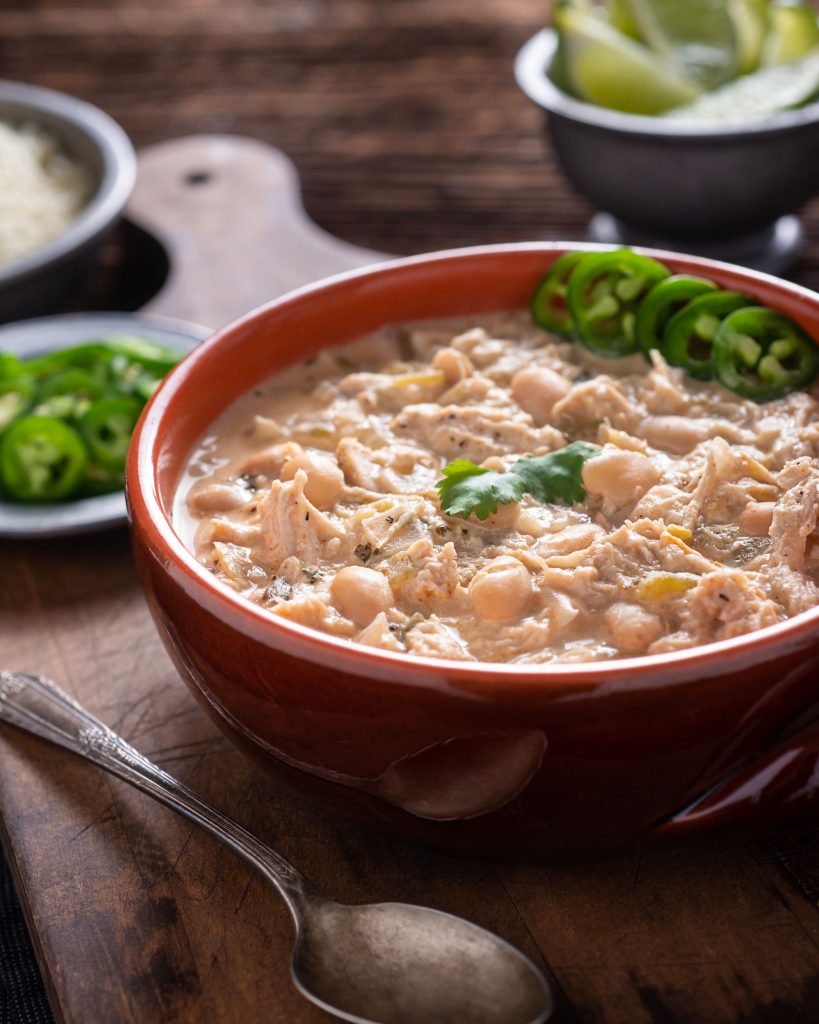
[0,312,207,538]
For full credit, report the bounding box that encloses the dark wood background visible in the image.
[0,0,817,283]
[3,2,819,1023]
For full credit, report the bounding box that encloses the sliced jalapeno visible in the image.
[23,343,112,378]
[102,335,181,375]
[37,368,107,402]
[0,415,87,502]
[79,397,142,473]
[661,291,751,380]
[713,308,819,401]
[132,373,164,402]
[33,394,93,422]
[0,353,23,380]
[531,252,586,336]
[566,249,670,356]
[0,375,35,432]
[636,275,717,356]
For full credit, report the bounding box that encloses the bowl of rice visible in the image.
[0,80,136,322]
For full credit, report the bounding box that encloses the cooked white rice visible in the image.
[0,119,92,268]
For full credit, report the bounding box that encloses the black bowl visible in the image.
[0,80,136,322]
[515,30,819,270]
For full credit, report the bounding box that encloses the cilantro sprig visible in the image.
[435,441,599,520]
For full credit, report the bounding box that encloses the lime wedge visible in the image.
[623,0,739,88]
[608,0,644,40]
[761,3,819,66]
[728,0,769,73]
[555,6,700,114]
[665,49,819,122]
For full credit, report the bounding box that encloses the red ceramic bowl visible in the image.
[127,244,819,861]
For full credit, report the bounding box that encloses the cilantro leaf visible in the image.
[435,442,599,520]
[508,442,600,506]
[435,459,525,520]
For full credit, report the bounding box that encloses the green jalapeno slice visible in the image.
[0,353,23,380]
[36,368,107,402]
[23,344,112,378]
[713,308,819,401]
[660,291,751,380]
[636,275,717,356]
[0,376,35,432]
[566,249,670,356]
[79,397,143,474]
[101,335,180,375]
[0,416,88,502]
[531,252,586,336]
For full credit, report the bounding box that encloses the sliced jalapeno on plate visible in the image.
[636,275,717,356]
[37,368,107,402]
[531,252,586,336]
[661,291,751,380]
[713,308,819,401]
[0,353,23,380]
[0,375,35,432]
[102,335,181,374]
[79,397,143,473]
[23,343,112,378]
[33,394,93,422]
[566,249,670,356]
[0,415,88,502]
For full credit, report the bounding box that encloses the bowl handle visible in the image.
[655,714,819,843]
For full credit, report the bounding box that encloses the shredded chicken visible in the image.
[259,469,343,567]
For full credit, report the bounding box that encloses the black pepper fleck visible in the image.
[355,543,373,563]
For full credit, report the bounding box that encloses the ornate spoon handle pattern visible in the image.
[0,671,310,911]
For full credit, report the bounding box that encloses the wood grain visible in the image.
[2,2,819,1022]
[0,0,818,284]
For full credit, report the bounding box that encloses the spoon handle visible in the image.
[0,671,312,915]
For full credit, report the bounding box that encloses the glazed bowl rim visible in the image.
[129,241,819,689]
[0,78,136,288]
[515,28,819,140]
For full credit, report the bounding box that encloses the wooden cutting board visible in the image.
[3,136,819,1024]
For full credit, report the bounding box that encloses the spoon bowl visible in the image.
[294,898,553,1024]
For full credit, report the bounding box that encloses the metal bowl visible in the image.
[0,80,136,322]
[515,30,819,271]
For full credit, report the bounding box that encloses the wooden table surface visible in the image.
[3,2,819,1023]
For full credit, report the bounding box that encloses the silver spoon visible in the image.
[0,671,554,1024]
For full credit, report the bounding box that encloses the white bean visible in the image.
[188,482,248,513]
[469,557,532,621]
[582,448,660,506]
[640,416,710,455]
[281,451,344,509]
[604,603,663,655]
[511,365,571,426]
[330,566,393,626]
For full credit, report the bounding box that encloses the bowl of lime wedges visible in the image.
[515,0,819,272]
